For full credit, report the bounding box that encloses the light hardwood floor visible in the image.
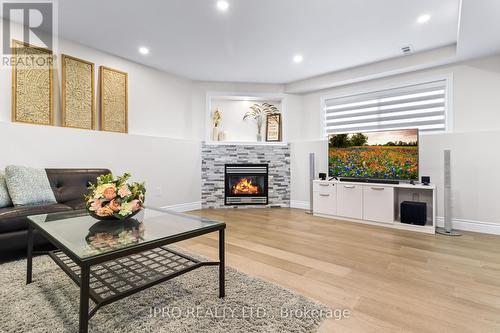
[178,208,500,333]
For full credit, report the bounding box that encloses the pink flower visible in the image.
[89,199,102,211]
[131,199,142,212]
[108,199,121,212]
[96,206,114,217]
[103,187,117,200]
[118,185,132,198]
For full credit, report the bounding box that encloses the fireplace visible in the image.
[225,164,268,205]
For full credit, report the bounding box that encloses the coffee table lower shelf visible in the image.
[48,246,219,318]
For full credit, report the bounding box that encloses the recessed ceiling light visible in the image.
[217,0,229,11]
[293,54,303,63]
[138,46,149,55]
[417,14,431,24]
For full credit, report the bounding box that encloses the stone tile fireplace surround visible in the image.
[202,143,290,208]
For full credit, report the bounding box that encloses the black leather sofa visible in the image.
[0,168,110,256]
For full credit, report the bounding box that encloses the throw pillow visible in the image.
[0,171,13,208]
[5,165,57,206]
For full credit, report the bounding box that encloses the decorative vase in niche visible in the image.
[218,131,226,141]
[212,127,219,141]
[257,133,262,142]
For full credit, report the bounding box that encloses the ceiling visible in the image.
[55,0,463,84]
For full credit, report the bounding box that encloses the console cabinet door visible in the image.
[313,182,334,193]
[337,184,363,219]
[313,191,337,215]
[363,186,394,224]
[313,183,336,215]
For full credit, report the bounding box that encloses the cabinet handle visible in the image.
[319,193,330,197]
[344,185,355,189]
[371,187,385,190]
[319,183,329,187]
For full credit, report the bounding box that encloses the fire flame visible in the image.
[232,178,260,195]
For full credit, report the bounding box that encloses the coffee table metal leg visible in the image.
[79,265,90,333]
[27,224,33,284]
[219,228,225,298]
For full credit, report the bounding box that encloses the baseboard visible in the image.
[160,201,202,212]
[158,202,500,235]
[290,200,310,210]
[436,217,500,235]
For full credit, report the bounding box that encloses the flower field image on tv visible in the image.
[328,129,418,180]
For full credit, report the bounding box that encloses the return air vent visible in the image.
[401,45,413,55]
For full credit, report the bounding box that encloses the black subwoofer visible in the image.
[400,201,427,226]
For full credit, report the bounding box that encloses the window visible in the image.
[322,79,449,136]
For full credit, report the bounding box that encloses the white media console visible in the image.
[313,179,436,234]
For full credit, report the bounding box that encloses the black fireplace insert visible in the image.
[225,164,268,205]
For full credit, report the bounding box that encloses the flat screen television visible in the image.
[328,129,418,181]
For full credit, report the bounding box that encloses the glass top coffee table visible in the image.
[27,208,225,333]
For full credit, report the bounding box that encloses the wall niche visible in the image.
[206,93,286,144]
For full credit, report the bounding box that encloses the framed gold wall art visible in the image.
[266,113,282,142]
[100,66,128,133]
[61,54,95,130]
[11,40,54,125]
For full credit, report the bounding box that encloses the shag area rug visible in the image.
[0,250,328,332]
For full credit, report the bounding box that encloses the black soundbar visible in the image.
[339,177,399,185]
[370,179,400,184]
[339,177,368,183]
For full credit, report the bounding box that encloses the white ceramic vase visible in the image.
[212,127,219,141]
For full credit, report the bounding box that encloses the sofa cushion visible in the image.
[46,169,111,204]
[0,203,73,233]
[5,165,57,206]
[0,171,13,208]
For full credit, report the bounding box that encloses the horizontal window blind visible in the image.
[323,80,448,135]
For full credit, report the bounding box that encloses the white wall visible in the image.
[289,140,326,209]
[0,123,201,208]
[285,45,457,94]
[1,21,194,139]
[1,19,201,208]
[290,54,500,230]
